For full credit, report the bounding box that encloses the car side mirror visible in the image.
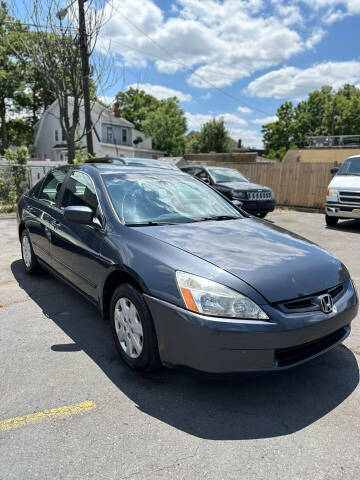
[330,167,339,175]
[64,206,94,225]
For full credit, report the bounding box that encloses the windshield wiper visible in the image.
[194,215,240,222]
[125,221,179,227]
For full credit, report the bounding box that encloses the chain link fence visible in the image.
[0,164,54,213]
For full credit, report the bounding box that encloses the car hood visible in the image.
[217,181,271,191]
[135,218,347,303]
[329,175,360,190]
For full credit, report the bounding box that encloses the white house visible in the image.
[31,98,165,161]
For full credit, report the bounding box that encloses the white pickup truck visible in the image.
[325,154,360,226]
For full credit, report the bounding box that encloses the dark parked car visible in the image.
[180,165,275,218]
[18,163,357,373]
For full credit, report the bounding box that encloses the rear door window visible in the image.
[38,170,67,206]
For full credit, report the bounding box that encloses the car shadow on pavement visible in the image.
[326,219,360,233]
[11,259,359,441]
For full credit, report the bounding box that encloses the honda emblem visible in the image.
[319,294,334,314]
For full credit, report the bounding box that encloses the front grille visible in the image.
[275,327,348,367]
[278,283,344,313]
[339,191,360,205]
[247,191,272,201]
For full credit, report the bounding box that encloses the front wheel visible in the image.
[257,212,267,219]
[325,215,338,226]
[110,284,160,372]
[21,230,42,274]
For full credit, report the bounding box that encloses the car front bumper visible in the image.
[326,203,360,219]
[144,280,358,373]
[240,199,275,215]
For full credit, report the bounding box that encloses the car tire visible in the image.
[325,215,338,226]
[21,230,42,274]
[257,212,267,219]
[110,284,160,372]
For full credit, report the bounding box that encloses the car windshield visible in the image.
[337,157,360,175]
[208,167,249,183]
[103,173,242,225]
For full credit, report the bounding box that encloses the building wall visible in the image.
[34,101,156,160]
[100,124,132,147]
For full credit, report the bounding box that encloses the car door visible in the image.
[25,169,67,264]
[49,170,105,299]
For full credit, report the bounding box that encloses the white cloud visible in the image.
[300,0,360,15]
[252,116,278,125]
[237,106,253,114]
[247,61,360,99]
[186,112,247,129]
[127,83,192,101]
[98,0,329,90]
[305,28,325,49]
[99,95,114,106]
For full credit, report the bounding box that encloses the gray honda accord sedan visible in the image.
[18,163,358,373]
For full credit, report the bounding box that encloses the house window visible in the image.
[107,126,113,143]
[122,128,127,144]
[55,130,59,142]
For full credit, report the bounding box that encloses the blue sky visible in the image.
[96,0,360,147]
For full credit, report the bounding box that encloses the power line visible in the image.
[109,4,271,116]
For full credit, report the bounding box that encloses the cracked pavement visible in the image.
[0,212,360,479]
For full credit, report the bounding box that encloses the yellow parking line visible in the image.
[0,401,95,432]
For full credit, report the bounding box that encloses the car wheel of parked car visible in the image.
[325,215,338,226]
[257,213,267,219]
[21,230,42,274]
[110,284,160,372]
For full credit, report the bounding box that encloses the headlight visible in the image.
[231,191,246,199]
[176,271,269,320]
[327,188,338,199]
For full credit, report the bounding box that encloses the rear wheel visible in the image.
[325,215,338,226]
[21,230,42,274]
[110,284,160,371]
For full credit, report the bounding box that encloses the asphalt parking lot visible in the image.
[1,211,360,480]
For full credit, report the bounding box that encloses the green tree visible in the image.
[141,98,187,156]
[262,84,360,160]
[185,131,202,153]
[197,118,230,153]
[115,88,160,130]
[0,2,28,153]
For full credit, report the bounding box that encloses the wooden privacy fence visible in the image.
[207,162,333,209]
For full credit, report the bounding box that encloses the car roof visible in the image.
[85,157,179,170]
[181,164,206,169]
[78,163,187,176]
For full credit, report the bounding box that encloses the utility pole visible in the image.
[78,0,94,156]
[57,0,95,156]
